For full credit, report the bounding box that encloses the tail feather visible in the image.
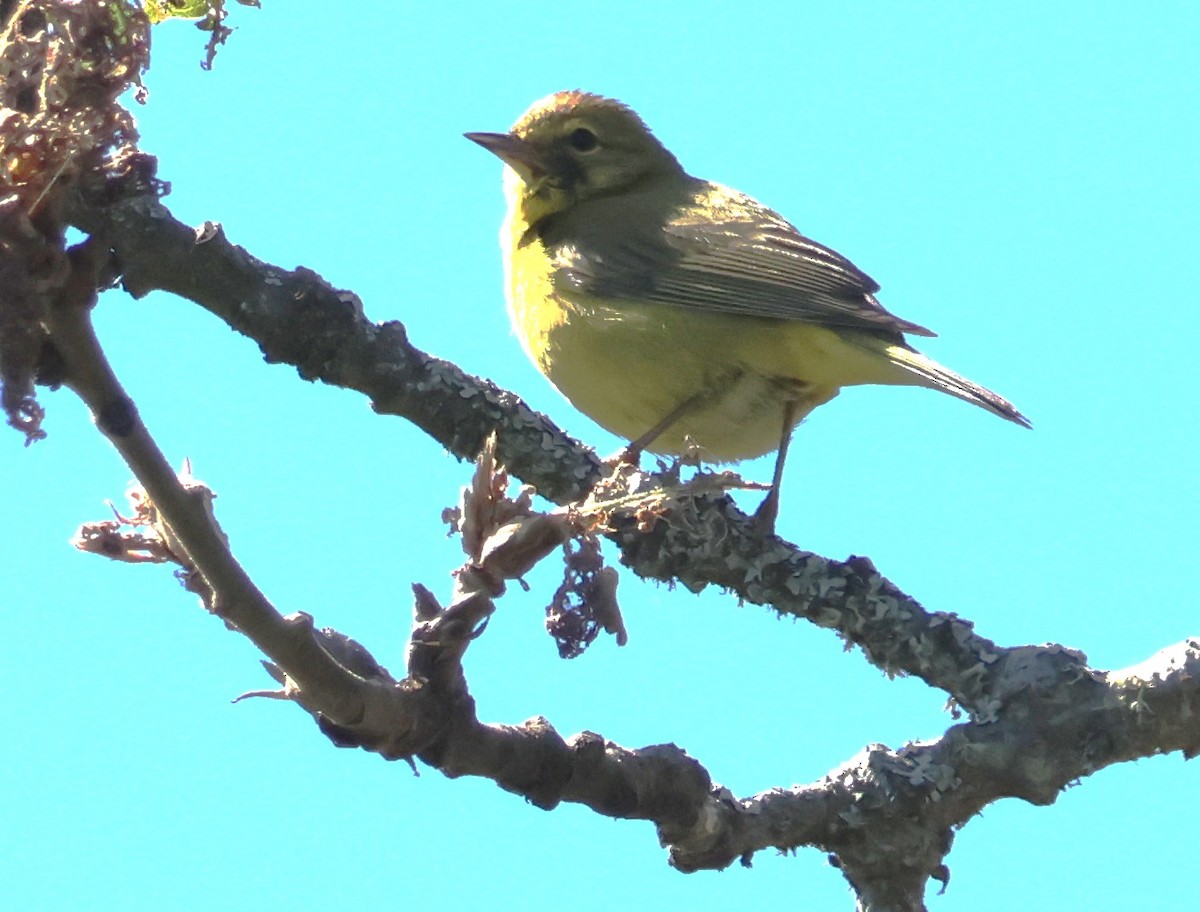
[884,344,1031,428]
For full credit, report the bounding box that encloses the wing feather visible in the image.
[543,180,935,339]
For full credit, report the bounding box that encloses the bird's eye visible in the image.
[568,127,599,152]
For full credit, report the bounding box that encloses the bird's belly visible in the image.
[509,281,831,462]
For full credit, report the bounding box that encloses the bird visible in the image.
[466,91,1029,530]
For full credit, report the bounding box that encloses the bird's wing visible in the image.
[547,181,936,339]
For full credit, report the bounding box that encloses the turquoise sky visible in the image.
[4,3,1197,909]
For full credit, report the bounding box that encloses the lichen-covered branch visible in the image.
[65,376,1200,904]
[66,190,1028,716]
[58,183,1200,911]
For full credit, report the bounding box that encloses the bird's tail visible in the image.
[882,343,1031,428]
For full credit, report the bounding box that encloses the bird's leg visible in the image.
[752,399,799,533]
[618,393,704,464]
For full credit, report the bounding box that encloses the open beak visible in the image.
[465,131,547,182]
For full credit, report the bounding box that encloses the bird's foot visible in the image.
[751,487,780,536]
[603,443,644,469]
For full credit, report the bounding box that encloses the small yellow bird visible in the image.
[467,91,1029,528]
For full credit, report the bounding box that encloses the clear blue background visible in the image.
[3,2,1196,909]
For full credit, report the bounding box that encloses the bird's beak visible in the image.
[465,131,546,183]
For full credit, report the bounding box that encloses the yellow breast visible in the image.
[505,230,838,460]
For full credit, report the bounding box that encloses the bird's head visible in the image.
[467,91,683,223]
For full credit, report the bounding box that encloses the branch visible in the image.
[68,394,1200,912]
[57,185,1200,910]
[64,184,1200,721]
[62,380,1200,905]
[67,190,1030,717]
[42,238,422,735]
